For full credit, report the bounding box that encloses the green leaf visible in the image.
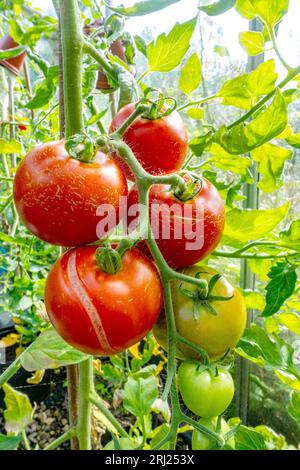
[20,328,89,371]
[215,90,287,154]
[0,434,22,450]
[105,0,181,17]
[235,0,256,19]
[235,425,267,450]
[223,202,290,245]
[189,131,213,156]
[285,133,300,149]
[179,53,201,95]
[251,143,292,193]
[248,0,289,27]
[236,323,295,371]
[150,424,170,450]
[148,17,197,72]
[277,313,300,335]
[3,384,33,434]
[123,375,158,418]
[280,220,300,249]
[275,370,300,391]
[244,290,265,311]
[0,45,26,59]
[187,108,204,120]
[134,35,148,57]
[25,65,59,109]
[208,143,252,179]
[262,263,297,317]
[199,0,236,16]
[288,391,300,424]
[218,59,277,110]
[0,139,22,154]
[239,31,265,56]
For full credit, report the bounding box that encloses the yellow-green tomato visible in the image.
[153,266,247,361]
[192,417,235,450]
[178,360,234,418]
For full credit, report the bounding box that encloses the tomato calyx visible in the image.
[95,244,122,274]
[179,271,234,320]
[141,87,177,120]
[172,171,203,202]
[65,133,96,162]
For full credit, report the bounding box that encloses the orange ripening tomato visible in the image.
[44,246,163,355]
[13,140,128,247]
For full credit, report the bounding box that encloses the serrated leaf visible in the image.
[123,375,158,418]
[0,434,22,450]
[251,143,292,193]
[189,131,213,156]
[218,59,277,110]
[199,0,236,16]
[0,139,22,154]
[239,31,265,55]
[235,425,267,450]
[223,202,290,245]
[25,65,58,109]
[248,0,289,27]
[148,17,196,72]
[209,143,252,179]
[3,384,33,434]
[105,0,181,17]
[215,90,287,154]
[20,328,89,371]
[262,263,297,317]
[179,53,201,95]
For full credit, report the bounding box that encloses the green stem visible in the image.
[110,104,147,138]
[78,358,93,450]
[213,250,297,259]
[22,430,31,450]
[83,39,117,86]
[228,65,300,130]
[268,24,292,72]
[43,428,77,450]
[177,94,218,112]
[0,194,13,215]
[0,357,22,387]
[59,0,84,137]
[137,69,150,84]
[89,391,130,438]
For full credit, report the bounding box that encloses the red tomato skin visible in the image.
[13,140,128,247]
[127,177,225,269]
[109,103,188,180]
[44,246,163,355]
[18,124,27,131]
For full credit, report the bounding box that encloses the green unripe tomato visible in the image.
[178,360,234,418]
[192,417,235,450]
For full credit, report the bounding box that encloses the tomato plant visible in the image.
[109,102,188,180]
[178,361,234,418]
[1,0,300,454]
[13,141,128,247]
[127,175,225,268]
[45,246,163,355]
[154,266,247,360]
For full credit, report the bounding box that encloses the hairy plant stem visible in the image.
[59,0,91,450]
[43,427,77,450]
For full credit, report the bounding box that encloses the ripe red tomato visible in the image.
[109,103,188,180]
[18,124,28,131]
[126,175,225,269]
[13,140,128,247]
[45,246,163,355]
